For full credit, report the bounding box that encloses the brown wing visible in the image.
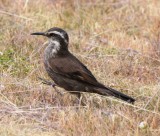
[48,53,104,88]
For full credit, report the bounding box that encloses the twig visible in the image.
[136,89,160,111]
[0,105,87,113]
[0,10,33,20]
[0,93,17,108]
[101,96,160,116]
[24,0,29,9]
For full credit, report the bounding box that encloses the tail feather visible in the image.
[95,86,135,104]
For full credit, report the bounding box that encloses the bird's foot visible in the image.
[38,77,63,96]
[38,77,56,87]
[73,92,86,107]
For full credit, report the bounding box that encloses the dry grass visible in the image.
[0,0,160,135]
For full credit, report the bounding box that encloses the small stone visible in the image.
[0,51,3,56]
[139,121,148,129]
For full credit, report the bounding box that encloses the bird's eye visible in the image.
[48,33,56,37]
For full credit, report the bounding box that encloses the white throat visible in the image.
[49,40,60,55]
[44,40,61,61]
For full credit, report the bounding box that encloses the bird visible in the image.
[31,27,135,104]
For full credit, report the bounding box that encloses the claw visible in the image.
[38,77,55,86]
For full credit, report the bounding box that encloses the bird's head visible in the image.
[31,27,69,50]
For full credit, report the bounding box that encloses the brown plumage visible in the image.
[31,27,135,104]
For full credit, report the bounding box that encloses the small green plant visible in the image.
[0,49,32,77]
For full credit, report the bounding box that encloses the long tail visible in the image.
[94,86,135,104]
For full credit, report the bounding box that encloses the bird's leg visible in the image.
[38,77,63,95]
[38,77,56,87]
[72,92,86,106]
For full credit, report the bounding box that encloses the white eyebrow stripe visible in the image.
[48,31,68,44]
[48,31,64,39]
